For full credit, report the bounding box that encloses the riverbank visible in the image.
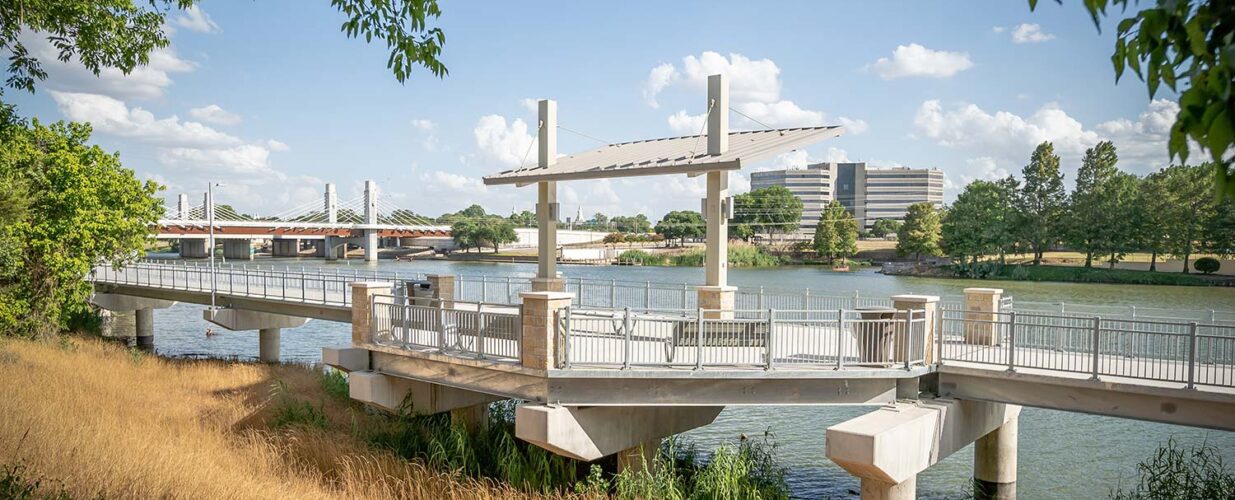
[0,335,792,499]
[0,336,542,499]
[883,262,1224,287]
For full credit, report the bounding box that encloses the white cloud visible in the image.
[472,114,536,167]
[650,51,866,134]
[158,145,273,176]
[643,63,678,108]
[915,98,1193,179]
[422,171,488,195]
[411,118,439,151]
[519,98,539,113]
[22,32,194,99]
[50,91,240,147]
[189,104,242,126]
[992,26,1006,33]
[868,44,973,80]
[266,139,290,152]
[172,5,220,34]
[913,99,1098,158]
[1011,23,1055,44]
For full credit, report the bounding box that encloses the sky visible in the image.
[5,1,1182,221]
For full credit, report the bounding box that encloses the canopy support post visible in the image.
[533,99,564,292]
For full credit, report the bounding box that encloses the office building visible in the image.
[749,162,944,234]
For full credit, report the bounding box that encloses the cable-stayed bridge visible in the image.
[158,180,449,261]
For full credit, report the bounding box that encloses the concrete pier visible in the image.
[974,418,1018,500]
[259,328,281,363]
[135,307,154,351]
[349,371,499,414]
[271,239,300,257]
[515,404,722,463]
[222,239,253,260]
[179,239,207,259]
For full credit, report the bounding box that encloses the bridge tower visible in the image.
[323,183,341,260]
[364,180,379,262]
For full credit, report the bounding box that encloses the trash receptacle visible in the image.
[852,307,898,366]
[407,280,435,306]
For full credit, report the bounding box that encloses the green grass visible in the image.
[0,462,71,500]
[269,380,330,429]
[1109,439,1235,499]
[623,247,782,268]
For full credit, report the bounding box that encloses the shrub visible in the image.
[1110,439,1235,499]
[1194,257,1221,275]
[619,249,665,266]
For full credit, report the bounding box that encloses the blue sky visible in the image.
[7,1,1177,220]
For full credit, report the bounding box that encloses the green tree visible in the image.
[1033,0,1234,197]
[1205,196,1235,258]
[1158,164,1217,273]
[729,223,755,242]
[590,213,609,231]
[2,1,446,99]
[612,214,651,233]
[473,218,517,252]
[1017,142,1068,265]
[508,210,536,228]
[1096,172,1141,268]
[943,180,1019,266]
[732,186,803,242]
[1135,171,1173,271]
[1067,141,1120,267]
[0,118,163,339]
[896,202,942,262]
[870,219,902,239]
[654,210,704,247]
[812,201,857,263]
[450,220,477,252]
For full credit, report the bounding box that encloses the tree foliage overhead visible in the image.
[0,116,163,339]
[2,0,448,99]
[1034,0,1235,197]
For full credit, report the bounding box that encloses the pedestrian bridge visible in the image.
[90,260,1235,499]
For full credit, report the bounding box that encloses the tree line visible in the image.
[915,140,1234,274]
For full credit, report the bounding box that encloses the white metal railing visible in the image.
[1007,299,1235,326]
[939,309,1235,389]
[371,296,521,362]
[90,261,401,306]
[559,307,927,371]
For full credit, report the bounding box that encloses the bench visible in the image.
[666,320,770,362]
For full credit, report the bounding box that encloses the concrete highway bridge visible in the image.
[91,77,1235,499]
[159,180,449,261]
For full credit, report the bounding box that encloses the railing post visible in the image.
[695,308,704,370]
[903,312,913,370]
[478,312,487,359]
[1090,316,1101,381]
[610,279,617,308]
[802,288,809,309]
[563,306,572,369]
[1006,311,1017,372]
[853,290,859,309]
[1187,322,1198,390]
[506,276,512,302]
[481,275,488,302]
[836,308,845,370]
[758,286,765,310]
[765,308,775,371]
[682,283,689,309]
[623,307,632,369]
[645,281,651,309]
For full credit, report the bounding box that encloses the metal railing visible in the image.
[1008,299,1235,326]
[559,307,927,371]
[939,309,1235,389]
[371,296,521,363]
[90,261,399,306]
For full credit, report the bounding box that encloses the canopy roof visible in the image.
[483,126,844,185]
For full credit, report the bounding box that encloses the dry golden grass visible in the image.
[0,336,557,500]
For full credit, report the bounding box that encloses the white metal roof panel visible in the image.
[483,126,844,185]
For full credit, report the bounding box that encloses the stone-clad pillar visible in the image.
[697,285,735,319]
[974,417,1018,500]
[964,288,1003,346]
[520,291,573,370]
[891,294,940,364]
[427,274,455,307]
[351,281,393,344]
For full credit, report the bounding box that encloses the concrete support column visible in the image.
[324,236,339,261]
[222,239,254,260]
[861,477,916,500]
[352,281,393,344]
[272,239,300,257]
[308,240,326,258]
[259,328,281,363]
[617,438,662,474]
[891,294,940,364]
[135,307,154,352]
[427,274,455,306]
[703,74,730,291]
[964,288,1004,346]
[179,239,207,259]
[520,291,573,370]
[364,230,379,262]
[974,417,1018,500]
[697,285,736,319]
[450,403,490,432]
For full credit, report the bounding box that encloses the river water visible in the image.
[138,255,1235,499]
